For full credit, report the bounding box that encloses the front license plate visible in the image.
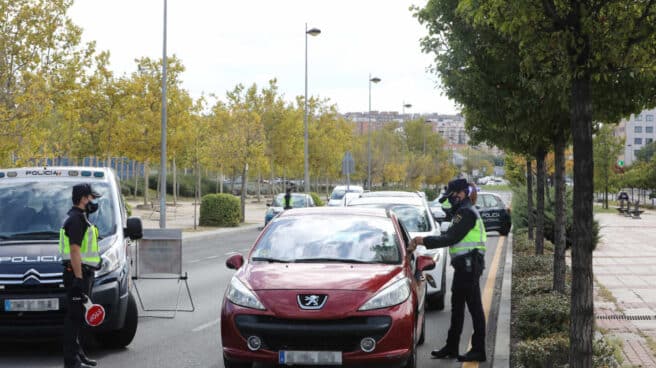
[279,351,342,366]
[4,298,59,312]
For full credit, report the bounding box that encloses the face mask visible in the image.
[448,195,461,209]
[86,200,99,214]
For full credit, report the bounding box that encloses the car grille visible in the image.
[234,315,392,352]
[0,283,65,296]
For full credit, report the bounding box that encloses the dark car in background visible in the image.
[476,192,511,235]
[264,193,315,226]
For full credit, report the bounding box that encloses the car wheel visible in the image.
[403,339,417,368]
[417,312,426,346]
[223,356,252,368]
[96,292,138,348]
[499,222,511,236]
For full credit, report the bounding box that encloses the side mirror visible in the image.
[417,255,436,272]
[125,217,143,240]
[440,222,451,233]
[226,253,245,270]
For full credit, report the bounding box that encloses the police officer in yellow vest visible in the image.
[60,183,101,368]
[408,178,487,362]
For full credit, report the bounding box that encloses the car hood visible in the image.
[0,241,63,276]
[242,262,403,292]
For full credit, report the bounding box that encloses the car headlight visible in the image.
[95,241,122,278]
[227,277,266,310]
[359,278,411,311]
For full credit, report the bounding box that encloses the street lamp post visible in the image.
[159,0,167,228]
[367,74,381,190]
[304,24,321,194]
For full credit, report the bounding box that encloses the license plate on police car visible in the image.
[279,351,342,365]
[4,298,59,312]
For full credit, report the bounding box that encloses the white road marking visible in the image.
[192,318,221,332]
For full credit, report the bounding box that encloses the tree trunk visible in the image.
[527,159,534,240]
[535,151,546,255]
[173,158,177,206]
[240,163,248,223]
[133,161,138,199]
[196,161,201,229]
[144,162,150,206]
[569,73,594,368]
[553,132,567,293]
[257,169,262,202]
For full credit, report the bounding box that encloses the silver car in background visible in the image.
[348,192,448,310]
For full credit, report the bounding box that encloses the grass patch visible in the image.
[640,332,656,358]
[480,184,512,192]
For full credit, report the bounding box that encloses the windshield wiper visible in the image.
[251,256,291,263]
[3,231,61,239]
[294,258,375,264]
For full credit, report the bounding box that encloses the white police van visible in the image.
[0,167,142,347]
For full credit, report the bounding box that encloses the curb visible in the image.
[180,224,262,241]
[494,233,512,367]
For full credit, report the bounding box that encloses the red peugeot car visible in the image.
[221,207,435,368]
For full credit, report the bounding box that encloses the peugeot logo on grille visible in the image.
[297,294,328,310]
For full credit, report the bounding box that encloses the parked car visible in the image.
[264,193,315,226]
[476,192,512,235]
[0,167,143,347]
[428,199,448,224]
[348,192,448,310]
[221,207,434,368]
[327,185,364,207]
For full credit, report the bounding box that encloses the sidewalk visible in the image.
[594,209,656,367]
[126,197,270,237]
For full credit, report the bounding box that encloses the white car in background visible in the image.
[327,185,364,207]
[348,192,448,310]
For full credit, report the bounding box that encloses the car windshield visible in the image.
[330,189,360,200]
[349,203,432,233]
[251,215,401,264]
[0,182,116,241]
[271,193,309,208]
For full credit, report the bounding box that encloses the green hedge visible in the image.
[199,194,241,227]
[510,185,600,249]
[513,333,622,368]
[513,254,554,278]
[310,192,324,206]
[516,293,569,340]
[514,333,569,368]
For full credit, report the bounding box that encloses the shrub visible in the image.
[423,188,438,202]
[510,185,600,249]
[513,333,569,368]
[513,255,554,278]
[513,274,553,300]
[310,192,324,206]
[516,293,569,340]
[199,194,240,227]
[514,333,622,368]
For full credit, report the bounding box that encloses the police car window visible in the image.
[0,182,116,240]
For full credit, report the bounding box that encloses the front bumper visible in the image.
[0,265,129,337]
[221,299,415,366]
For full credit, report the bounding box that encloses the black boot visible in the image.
[431,345,459,359]
[457,350,486,362]
[78,352,97,367]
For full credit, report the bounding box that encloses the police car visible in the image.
[0,167,142,347]
[476,192,512,235]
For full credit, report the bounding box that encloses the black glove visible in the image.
[71,277,85,298]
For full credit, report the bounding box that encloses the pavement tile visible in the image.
[594,211,656,367]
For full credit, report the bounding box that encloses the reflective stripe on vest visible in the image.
[449,207,487,258]
[59,224,101,267]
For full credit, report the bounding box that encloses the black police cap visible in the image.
[72,183,101,204]
[438,178,469,203]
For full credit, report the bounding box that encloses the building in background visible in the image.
[614,108,656,166]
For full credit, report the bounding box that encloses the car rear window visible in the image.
[251,215,401,264]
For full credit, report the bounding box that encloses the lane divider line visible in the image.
[192,318,221,332]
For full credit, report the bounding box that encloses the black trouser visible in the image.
[445,255,486,353]
[63,267,94,366]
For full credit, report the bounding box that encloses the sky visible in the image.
[68,0,460,115]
